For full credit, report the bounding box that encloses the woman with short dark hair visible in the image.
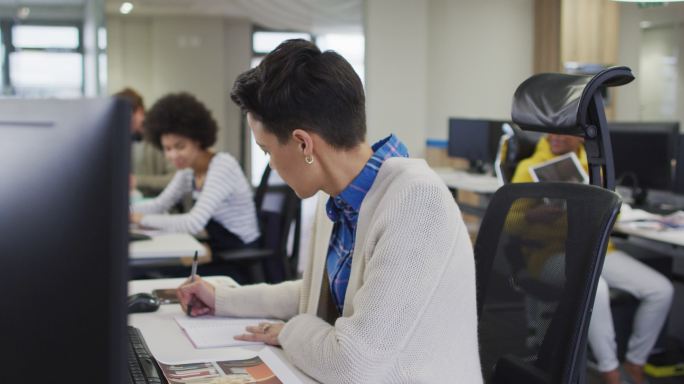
[177,40,482,383]
[130,92,259,254]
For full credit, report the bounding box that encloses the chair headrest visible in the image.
[511,66,634,137]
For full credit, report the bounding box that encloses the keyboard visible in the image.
[129,232,152,242]
[127,326,164,384]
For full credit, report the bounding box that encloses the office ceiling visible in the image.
[104,0,363,34]
[0,0,84,4]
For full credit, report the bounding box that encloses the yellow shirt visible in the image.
[511,136,588,184]
[509,136,613,276]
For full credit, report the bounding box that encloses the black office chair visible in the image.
[214,165,301,284]
[475,67,634,383]
[475,182,621,383]
[494,123,543,184]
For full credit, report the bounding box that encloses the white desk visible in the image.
[129,233,207,266]
[129,277,316,383]
[613,223,684,250]
[432,167,500,194]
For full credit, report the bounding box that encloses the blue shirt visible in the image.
[325,134,409,314]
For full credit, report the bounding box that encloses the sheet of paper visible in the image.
[175,316,274,349]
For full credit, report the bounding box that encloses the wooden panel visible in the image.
[534,0,562,73]
[535,0,619,119]
[560,0,619,65]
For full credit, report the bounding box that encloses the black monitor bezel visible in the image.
[0,98,130,383]
[447,118,506,173]
[608,121,679,194]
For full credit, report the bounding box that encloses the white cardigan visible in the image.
[214,157,482,383]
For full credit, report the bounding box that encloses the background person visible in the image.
[512,134,673,384]
[177,39,482,384]
[115,87,175,197]
[130,92,260,258]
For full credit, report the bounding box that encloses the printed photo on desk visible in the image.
[159,356,282,384]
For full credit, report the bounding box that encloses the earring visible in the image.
[304,155,314,165]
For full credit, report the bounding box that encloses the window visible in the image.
[13,25,79,49]
[316,33,365,84]
[1,23,84,98]
[252,31,311,54]
[98,27,107,93]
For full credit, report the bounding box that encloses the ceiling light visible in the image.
[17,6,30,19]
[120,2,133,14]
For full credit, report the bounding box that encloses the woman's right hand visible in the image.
[177,276,216,317]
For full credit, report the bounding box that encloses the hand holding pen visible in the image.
[186,251,199,316]
[177,251,216,317]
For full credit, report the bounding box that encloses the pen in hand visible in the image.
[186,250,199,317]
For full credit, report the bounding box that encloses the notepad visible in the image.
[175,316,275,349]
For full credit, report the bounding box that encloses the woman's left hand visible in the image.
[234,322,284,346]
[130,212,144,224]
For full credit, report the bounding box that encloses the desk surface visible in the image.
[613,223,684,248]
[432,167,500,193]
[129,233,207,266]
[129,277,316,383]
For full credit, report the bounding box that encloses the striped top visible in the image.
[132,153,260,244]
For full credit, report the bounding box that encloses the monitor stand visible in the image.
[467,160,489,175]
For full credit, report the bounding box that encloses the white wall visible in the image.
[426,0,533,141]
[111,1,535,159]
[107,15,251,157]
[615,3,684,128]
[364,0,534,156]
[365,0,428,156]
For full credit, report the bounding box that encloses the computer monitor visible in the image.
[608,122,679,204]
[448,118,505,173]
[0,98,130,383]
[674,134,684,195]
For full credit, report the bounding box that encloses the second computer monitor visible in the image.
[674,134,684,195]
[448,118,505,173]
[609,122,679,196]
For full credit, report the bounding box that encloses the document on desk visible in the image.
[175,315,275,349]
[156,347,303,384]
[618,206,684,231]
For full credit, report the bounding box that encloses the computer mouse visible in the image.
[127,292,161,314]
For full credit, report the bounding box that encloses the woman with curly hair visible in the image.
[130,92,259,255]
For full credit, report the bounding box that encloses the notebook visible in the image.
[175,316,276,349]
[529,152,589,184]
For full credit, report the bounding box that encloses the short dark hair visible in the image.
[230,39,366,149]
[115,87,145,111]
[144,92,218,150]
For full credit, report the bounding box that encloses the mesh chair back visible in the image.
[475,182,621,383]
[259,181,301,282]
[216,165,301,283]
